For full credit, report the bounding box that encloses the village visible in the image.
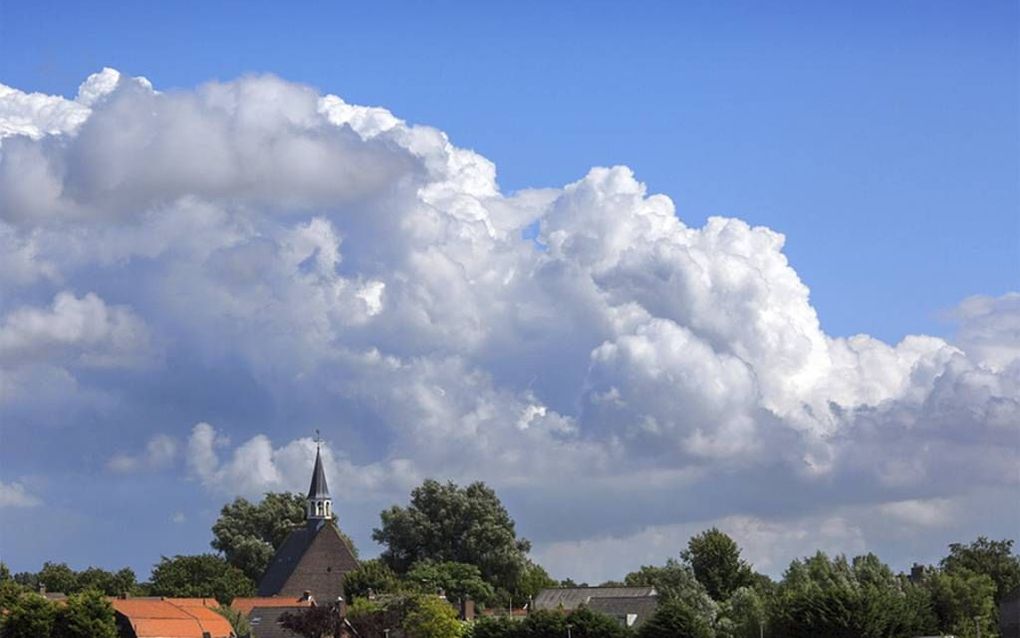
[2,447,1018,638]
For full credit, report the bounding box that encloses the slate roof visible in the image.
[111,598,234,638]
[307,447,330,499]
[532,586,657,611]
[588,595,660,629]
[257,519,358,602]
[248,606,359,638]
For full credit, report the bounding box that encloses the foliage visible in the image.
[280,601,348,638]
[148,554,255,605]
[467,608,631,638]
[637,599,714,638]
[624,559,716,625]
[407,561,496,606]
[563,607,633,638]
[681,529,754,602]
[8,563,137,597]
[716,586,765,638]
[374,480,530,591]
[941,536,1020,603]
[403,594,465,638]
[347,595,411,638]
[213,604,253,638]
[769,552,935,638]
[1,592,57,638]
[52,589,117,638]
[517,561,558,601]
[344,558,403,601]
[0,563,9,582]
[927,569,998,638]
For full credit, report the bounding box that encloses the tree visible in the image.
[718,586,766,638]
[148,554,255,605]
[682,529,754,602]
[343,558,403,601]
[624,559,717,625]
[212,492,351,582]
[374,480,530,591]
[1,592,57,638]
[469,615,518,638]
[213,604,252,638]
[407,561,496,606]
[564,607,633,638]
[52,589,118,638]
[37,562,78,594]
[280,601,349,638]
[769,552,934,638]
[74,567,137,596]
[638,599,714,638]
[517,561,557,601]
[927,569,998,638]
[402,594,464,638]
[941,536,1020,603]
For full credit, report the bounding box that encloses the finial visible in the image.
[315,429,321,448]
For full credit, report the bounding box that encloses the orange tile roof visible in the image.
[230,596,313,617]
[111,598,234,638]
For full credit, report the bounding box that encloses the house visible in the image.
[533,586,659,629]
[111,597,234,638]
[257,444,359,605]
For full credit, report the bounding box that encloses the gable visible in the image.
[279,523,359,603]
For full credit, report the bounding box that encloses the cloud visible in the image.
[0,70,1016,579]
[107,434,179,473]
[0,481,41,508]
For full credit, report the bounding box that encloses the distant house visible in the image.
[532,586,659,629]
[257,444,359,605]
[1001,586,1020,638]
[111,597,234,638]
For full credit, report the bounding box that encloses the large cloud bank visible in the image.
[1,70,1016,577]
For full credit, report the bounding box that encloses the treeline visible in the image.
[3,479,1018,638]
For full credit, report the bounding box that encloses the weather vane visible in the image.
[315,428,321,448]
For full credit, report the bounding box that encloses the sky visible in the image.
[0,1,1017,584]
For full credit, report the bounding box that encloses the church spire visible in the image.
[307,431,332,521]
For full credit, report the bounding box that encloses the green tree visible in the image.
[682,529,754,602]
[343,558,403,601]
[517,561,557,601]
[564,607,633,638]
[148,554,255,605]
[52,589,118,638]
[74,567,137,596]
[927,569,998,638]
[769,552,934,638]
[402,594,464,638]
[718,586,765,638]
[347,596,409,638]
[374,480,531,591]
[469,615,518,638]
[407,561,496,606]
[213,604,252,638]
[625,559,717,625]
[638,599,714,638]
[1,592,57,638]
[37,562,78,594]
[941,536,1020,603]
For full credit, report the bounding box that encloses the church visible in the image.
[256,443,359,603]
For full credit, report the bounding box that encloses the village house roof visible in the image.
[111,597,233,638]
[587,595,660,629]
[532,586,658,611]
[230,595,313,617]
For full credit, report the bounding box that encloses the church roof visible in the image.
[307,447,330,499]
[258,519,329,596]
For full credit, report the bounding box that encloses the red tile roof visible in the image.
[111,598,234,638]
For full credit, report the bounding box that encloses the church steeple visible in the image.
[307,432,332,521]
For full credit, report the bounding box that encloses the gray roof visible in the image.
[532,586,657,611]
[258,519,328,596]
[588,596,660,629]
[307,447,330,499]
[248,606,305,638]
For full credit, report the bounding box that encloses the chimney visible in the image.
[337,596,346,618]
[38,583,46,595]
[460,597,475,622]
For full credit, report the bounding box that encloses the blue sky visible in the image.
[0,1,1017,583]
